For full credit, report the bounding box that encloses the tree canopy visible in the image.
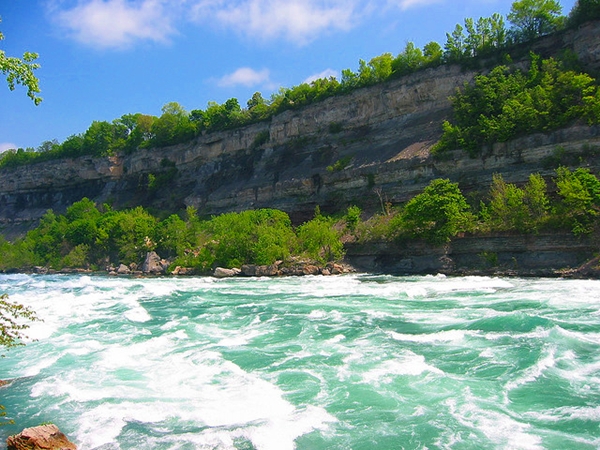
[508,0,563,42]
[433,53,600,156]
[0,17,42,105]
[0,0,592,168]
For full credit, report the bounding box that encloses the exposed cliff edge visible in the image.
[1,20,600,241]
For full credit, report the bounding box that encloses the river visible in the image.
[1,273,599,449]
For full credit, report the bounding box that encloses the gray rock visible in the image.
[116,264,130,274]
[214,267,240,278]
[142,251,165,274]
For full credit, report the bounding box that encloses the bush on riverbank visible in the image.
[1,166,599,274]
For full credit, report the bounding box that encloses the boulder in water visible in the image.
[116,264,130,275]
[171,266,195,276]
[241,264,279,277]
[214,267,241,278]
[6,424,77,450]
[142,251,168,275]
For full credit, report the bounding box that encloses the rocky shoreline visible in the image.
[12,251,600,280]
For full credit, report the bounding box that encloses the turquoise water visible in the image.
[1,273,599,449]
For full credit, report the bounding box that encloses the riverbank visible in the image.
[8,232,600,280]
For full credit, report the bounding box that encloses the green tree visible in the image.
[23,210,68,266]
[0,17,41,105]
[340,68,359,91]
[489,13,508,49]
[368,53,394,82]
[82,120,125,156]
[483,173,549,232]
[444,24,466,63]
[155,213,190,258]
[423,41,443,67]
[554,167,600,234]
[400,179,473,244]
[151,102,195,147]
[296,212,344,263]
[200,209,297,268]
[64,198,102,248]
[247,91,269,120]
[1,293,39,425]
[433,54,600,156]
[508,0,563,42]
[392,43,424,77]
[569,0,600,25]
[345,205,362,232]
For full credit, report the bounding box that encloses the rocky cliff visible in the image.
[1,20,600,239]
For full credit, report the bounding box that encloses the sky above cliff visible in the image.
[0,0,577,153]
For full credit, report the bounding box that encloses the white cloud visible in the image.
[191,0,358,45]
[50,0,446,49]
[217,67,272,88]
[303,68,338,84]
[53,0,176,49]
[388,0,443,11]
[0,143,17,153]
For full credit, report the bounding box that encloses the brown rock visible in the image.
[302,265,320,275]
[7,424,77,450]
[241,264,279,277]
[256,264,280,277]
[171,266,195,276]
[326,262,344,275]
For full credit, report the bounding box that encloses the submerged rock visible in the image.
[6,424,77,450]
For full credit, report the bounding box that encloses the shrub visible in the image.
[296,213,344,263]
[399,178,474,244]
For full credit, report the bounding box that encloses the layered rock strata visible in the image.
[1,21,599,239]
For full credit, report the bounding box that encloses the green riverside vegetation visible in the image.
[1,166,599,273]
[1,0,599,168]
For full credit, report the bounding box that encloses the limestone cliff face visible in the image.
[1,20,600,238]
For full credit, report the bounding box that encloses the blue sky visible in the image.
[0,0,577,152]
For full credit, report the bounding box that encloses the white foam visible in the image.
[72,348,335,449]
[505,346,556,393]
[362,351,443,383]
[446,388,543,449]
[124,305,152,323]
[388,329,465,344]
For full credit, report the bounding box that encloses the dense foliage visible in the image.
[568,0,600,26]
[1,166,599,273]
[0,17,41,105]
[393,179,475,244]
[433,54,600,156]
[0,202,347,273]
[1,0,592,169]
[355,167,600,244]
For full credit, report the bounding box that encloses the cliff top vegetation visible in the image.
[1,0,599,169]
